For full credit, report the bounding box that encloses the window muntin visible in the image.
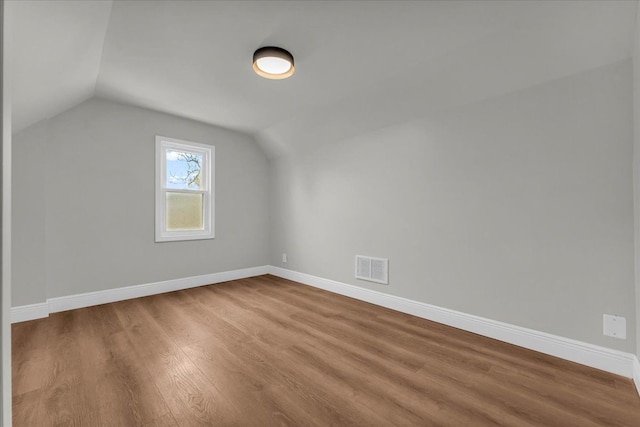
[156,136,214,242]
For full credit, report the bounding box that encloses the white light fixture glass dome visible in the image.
[253,46,295,79]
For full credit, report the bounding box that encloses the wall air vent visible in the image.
[355,255,388,285]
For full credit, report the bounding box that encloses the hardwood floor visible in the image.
[12,275,640,426]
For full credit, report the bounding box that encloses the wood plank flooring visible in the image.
[12,274,640,426]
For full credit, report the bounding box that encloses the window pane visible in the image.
[166,149,204,190]
[166,192,204,230]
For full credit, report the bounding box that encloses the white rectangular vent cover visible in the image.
[355,255,388,285]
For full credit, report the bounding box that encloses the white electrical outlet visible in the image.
[603,314,626,339]
[282,253,287,263]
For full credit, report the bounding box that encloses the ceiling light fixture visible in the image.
[253,46,295,79]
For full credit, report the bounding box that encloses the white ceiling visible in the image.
[10,0,112,133]
[10,0,638,157]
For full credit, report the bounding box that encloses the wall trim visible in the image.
[11,265,269,322]
[633,356,640,397]
[268,266,637,380]
[11,302,48,323]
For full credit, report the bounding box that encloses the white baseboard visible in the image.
[268,266,637,380]
[11,265,269,323]
[11,302,49,323]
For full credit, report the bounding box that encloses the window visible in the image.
[156,136,214,242]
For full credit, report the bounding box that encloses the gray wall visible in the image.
[12,98,270,305]
[270,60,636,353]
[634,4,640,361]
[12,121,46,306]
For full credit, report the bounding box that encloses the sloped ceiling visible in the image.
[10,0,637,158]
[10,0,112,132]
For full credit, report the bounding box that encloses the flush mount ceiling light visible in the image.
[253,46,295,79]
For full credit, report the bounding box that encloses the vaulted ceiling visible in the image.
[10,0,637,158]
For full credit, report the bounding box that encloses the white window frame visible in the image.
[155,136,215,242]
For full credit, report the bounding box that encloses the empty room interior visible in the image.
[5,0,640,425]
